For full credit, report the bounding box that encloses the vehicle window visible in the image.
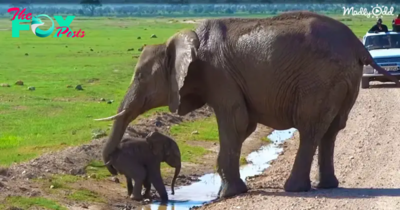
[365,34,400,50]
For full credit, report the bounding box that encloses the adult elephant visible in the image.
[95,11,400,198]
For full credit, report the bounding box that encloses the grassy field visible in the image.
[0,14,392,166]
[0,17,195,166]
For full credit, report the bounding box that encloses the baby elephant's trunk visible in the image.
[171,165,181,195]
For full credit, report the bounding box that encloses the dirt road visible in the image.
[199,82,400,210]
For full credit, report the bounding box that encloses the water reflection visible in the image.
[138,128,297,210]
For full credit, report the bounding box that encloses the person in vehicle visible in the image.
[369,18,389,33]
[393,14,400,25]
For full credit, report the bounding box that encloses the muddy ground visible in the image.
[0,105,273,209]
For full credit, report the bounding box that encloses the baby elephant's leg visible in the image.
[143,175,151,199]
[125,175,133,197]
[125,163,146,201]
[147,162,168,202]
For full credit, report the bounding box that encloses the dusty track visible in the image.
[199,82,400,210]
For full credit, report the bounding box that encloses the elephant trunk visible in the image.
[98,83,146,175]
[171,164,181,195]
[102,107,141,174]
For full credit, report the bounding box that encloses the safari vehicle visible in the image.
[362,28,400,88]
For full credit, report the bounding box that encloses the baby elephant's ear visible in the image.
[146,131,165,156]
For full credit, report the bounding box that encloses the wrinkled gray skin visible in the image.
[105,131,181,202]
[96,11,400,199]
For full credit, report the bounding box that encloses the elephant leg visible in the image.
[317,110,350,189]
[317,84,358,188]
[316,118,340,189]
[217,121,257,196]
[214,105,251,198]
[284,124,330,192]
[125,175,133,197]
[143,175,152,198]
[124,164,146,201]
[148,162,168,202]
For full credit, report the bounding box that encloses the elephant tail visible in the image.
[359,48,400,86]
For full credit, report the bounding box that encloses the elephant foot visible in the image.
[159,194,168,202]
[284,176,311,192]
[129,194,143,201]
[317,175,339,189]
[143,191,151,199]
[218,179,248,198]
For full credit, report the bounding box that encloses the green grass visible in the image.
[85,160,112,179]
[239,156,248,165]
[169,116,219,163]
[0,17,194,166]
[33,174,83,190]
[170,116,219,142]
[3,196,67,210]
[0,14,387,167]
[261,136,271,143]
[67,188,105,203]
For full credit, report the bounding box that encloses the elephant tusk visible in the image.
[94,109,126,121]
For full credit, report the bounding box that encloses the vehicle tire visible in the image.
[361,77,370,89]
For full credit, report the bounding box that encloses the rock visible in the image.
[19,186,28,191]
[25,172,35,179]
[150,34,157,38]
[110,176,120,183]
[107,100,114,104]
[191,130,199,135]
[64,157,73,164]
[155,121,162,127]
[69,168,85,175]
[28,190,40,197]
[15,80,24,85]
[1,83,10,87]
[137,36,141,39]
[27,86,35,91]
[75,85,83,90]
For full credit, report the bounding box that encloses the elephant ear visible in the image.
[166,30,200,113]
[146,131,171,158]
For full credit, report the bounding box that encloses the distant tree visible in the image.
[10,0,31,10]
[80,0,102,16]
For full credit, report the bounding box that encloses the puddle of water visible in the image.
[139,128,297,210]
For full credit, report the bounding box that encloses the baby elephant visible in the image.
[105,131,181,202]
